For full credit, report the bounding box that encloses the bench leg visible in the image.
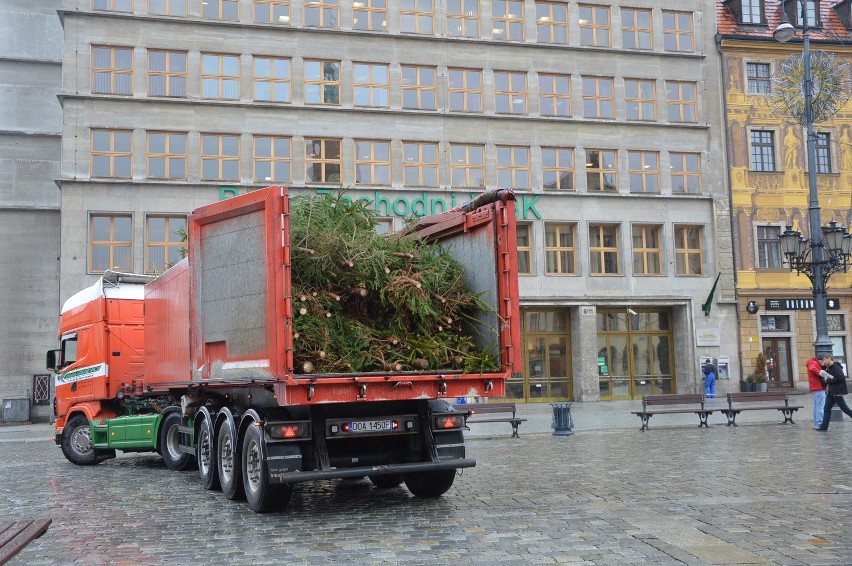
[726,411,738,427]
[780,409,796,424]
[637,414,650,431]
[698,413,710,428]
[511,421,520,438]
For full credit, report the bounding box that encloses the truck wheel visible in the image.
[217,419,244,500]
[404,469,456,498]
[369,474,404,488]
[242,425,292,513]
[60,414,98,466]
[197,416,220,491]
[159,412,193,471]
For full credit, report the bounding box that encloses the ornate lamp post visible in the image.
[774,4,852,358]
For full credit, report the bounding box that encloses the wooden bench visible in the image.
[0,519,51,565]
[453,402,527,438]
[720,391,803,426]
[631,393,713,431]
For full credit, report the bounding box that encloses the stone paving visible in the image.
[1,407,850,565]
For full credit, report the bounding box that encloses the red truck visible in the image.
[48,186,520,512]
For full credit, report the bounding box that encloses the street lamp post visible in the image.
[774,3,852,360]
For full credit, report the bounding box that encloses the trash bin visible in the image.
[551,402,574,436]
[2,397,31,423]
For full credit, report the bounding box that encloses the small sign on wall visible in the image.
[696,328,721,347]
[581,306,595,316]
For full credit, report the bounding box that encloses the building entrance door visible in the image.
[505,309,572,402]
[762,338,792,389]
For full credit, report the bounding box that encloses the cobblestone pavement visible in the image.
[1,420,851,565]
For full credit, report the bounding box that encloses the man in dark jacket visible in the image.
[816,354,852,431]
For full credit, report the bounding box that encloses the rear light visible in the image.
[434,415,465,429]
[267,422,310,440]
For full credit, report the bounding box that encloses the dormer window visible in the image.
[833,0,852,30]
[724,0,765,25]
[782,0,821,28]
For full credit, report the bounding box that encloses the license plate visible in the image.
[348,419,392,433]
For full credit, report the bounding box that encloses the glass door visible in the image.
[511,309,572,402]
[762,338,792,388]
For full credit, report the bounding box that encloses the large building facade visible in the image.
[0,0,63,421]
[718,1,852,391]
[53,0,735,404]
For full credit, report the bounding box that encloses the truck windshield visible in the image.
[60,334,78,369]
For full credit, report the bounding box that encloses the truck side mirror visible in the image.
[46,349,60,372]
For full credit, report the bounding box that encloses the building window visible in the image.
[624,78,655,121]
[493,0,524,41]
[93,0,132,11]
[401,66,436,110]
[450,143,485,188]
[579,4,611,47]
[666,81,697,123]
[750,130,776,172]
[589,224,620,275]
[304,0,339,28]
[632,225,662,275]
[201,134,240,181]
[355,140,391,185]
[149,0,187,16]
[90,214,132,273]
[147,131,187,179]
[254,57,291,102]
[539,74,570,117]
[254,0,290,24]
[497,145,530,190]
[662,10,693,52]
[353,63,389,107]
[447,0,479,38]
[494,71,527,114]
[628,151,659,193]
[403,141,438,187]
[674,225,703,275]
[375,218,394,234]
[670,152,702,194]
[622,7,651,49]
[747,62,771,94]
[815,132,832,173]
[545,223,576,275]
[536,2,568,44]
[585,149,617,192]
[354,0,388,31]
[306,138,341,183]
[517,223,533,274]
[448,68,482,112]
[793,0,820,27]
[254,136,291,182]
[92,46,133,95]
[542,147,573,191]
[148,50,187,97]
[400,0,433,34]
[304,60,340,105]
[760,314,791,332]
[756,225,783,269]
[91,129,132,178]
[202,53,239,99]
[203,0,239,20]
[146,215,187,274]
[582,77,614,119]
[741,0,764,24]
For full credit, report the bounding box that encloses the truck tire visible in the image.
[242,425,292,513]
[196,415,220,491]
[404,469,456,498]
[369,474,404,488]
[159,412,194,471]
[60,414,98,466]
[217,418,244,500]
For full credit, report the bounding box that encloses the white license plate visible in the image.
[348,419,392,433]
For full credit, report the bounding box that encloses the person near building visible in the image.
[816,354,852,431]
[702,362,716,398]
[806,354,827,430]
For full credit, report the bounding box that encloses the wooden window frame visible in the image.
[400,0,434,34]
[624,78,656,121]
[517,223,534,275]
[542,147,574,191]
[450,143,485,188]
[662,10,694,53]
[403,141,439,187]
[674,225,704,276]
[147,131,187,179]
[496,145,530,190]
[632,224,663,276]
[93,0,132,12]
[304,60,341,105]
[89,214,133,274]
[578,4,611,47]
[201,53,240,100]
[202,0,240,21]
[494,70,527,115]
[621,7,652,50]
[535,1,568,44]
[447,0,480,38]
[585,149,617,192]
[145,215,187,274]
[666,81,697,123]
[201,133,240,181]
[354,139,391,186]
[741,0,765,24]
[148,50,187,97]
[91,129,132,178]
[353,62,390,108]
[628,150,659,193]
[746,62,771,95]
[253,0,291,24]
[670,152,702,194]
[756,224,783,269]
[539,73,570,117]
[815,132,832,173]
[401,65,437,110]
[148,0,187,16]
[304,0,340,28]
[492,0,524,41]
[92,45,133,95]
[544,222,576,275]
[750,130,776,172]
[589,223,621,275]
[448,68,483,113]
[254,135,292,183]
[582,76,614,119]
[354,0,388,31]
[254,56,291,102]
[305,137,342,183]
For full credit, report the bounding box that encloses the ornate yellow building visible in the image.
[719,1,852,389]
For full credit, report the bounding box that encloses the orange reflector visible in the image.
[437,415,465,429]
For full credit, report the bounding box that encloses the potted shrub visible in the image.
[754,352,768,392]
[744,375,754,392]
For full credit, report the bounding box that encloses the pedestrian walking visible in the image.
[816,354,852,431]
[806,354,827,429]
[702,362,716,398]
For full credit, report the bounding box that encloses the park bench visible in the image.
[0,519,51,565]
[631,393,713,431]
[719,391,803,426]
[453,402,527,438]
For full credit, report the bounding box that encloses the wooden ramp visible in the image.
[0,519,51,565]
